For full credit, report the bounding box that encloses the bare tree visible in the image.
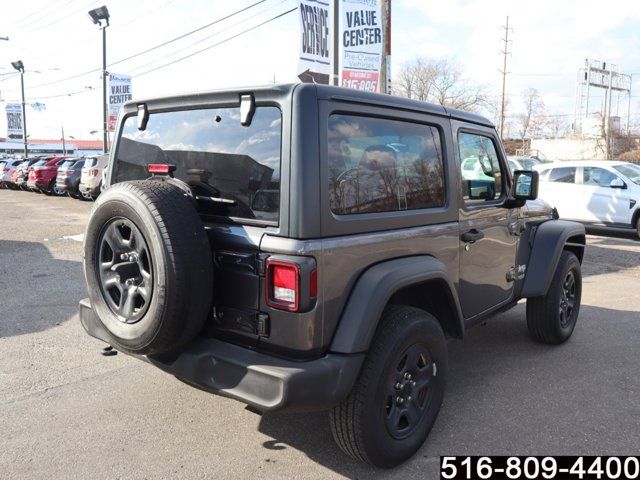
[394,57,488,113]
[517,88,546,146]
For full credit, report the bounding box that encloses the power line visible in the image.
[7,0,268,92]
[22,0,101,33]
[9,0,73,29]
[125,0,288,76]
[108,0,268,69]
[13,5,297,101]
[134,7,297,78]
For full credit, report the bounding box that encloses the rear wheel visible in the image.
[330,305,447,468]
[526,251,582,344]
[51,182,66,196]
[84,180,213,355]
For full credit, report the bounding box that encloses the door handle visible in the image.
[461,229,485,244]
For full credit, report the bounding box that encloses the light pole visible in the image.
[88,5,110,154]
[11,60,28,158]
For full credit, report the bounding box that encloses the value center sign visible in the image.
[339,0,383,92]
[108,73,133,132]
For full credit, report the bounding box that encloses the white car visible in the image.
[536,160,640,237]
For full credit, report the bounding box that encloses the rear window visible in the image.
[33,160,47,167]
[115,106,281,223]
[61,160,76,168]
[84,157,98,168]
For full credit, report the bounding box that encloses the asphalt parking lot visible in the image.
[1,188,639,480]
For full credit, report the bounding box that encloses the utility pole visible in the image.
[379,0,391,94]
[330,0,340,86]
[606,63,613,158]
[498,16,511,140]
[61,126,67,156]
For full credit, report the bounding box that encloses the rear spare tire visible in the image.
[84,180,213,355]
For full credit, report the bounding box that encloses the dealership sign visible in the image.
[5,103,23,140]
[107,73,133,131]
[297,0,331,84]
[339,0,383,92]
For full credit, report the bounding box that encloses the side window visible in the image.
[549,167,576,184]
[327,114,445,215]
[583,167,617,187]
[457,132,503,203]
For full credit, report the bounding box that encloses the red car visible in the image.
[26,156,69,195]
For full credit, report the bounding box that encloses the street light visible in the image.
[88,5,110,154]
[11,60,28,158]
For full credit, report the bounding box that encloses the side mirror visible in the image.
[610,178,626,189]
[513,170,538,200]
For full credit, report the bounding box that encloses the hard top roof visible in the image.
[126,83,494,128]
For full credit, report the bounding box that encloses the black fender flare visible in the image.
[329,256,464,354]
[521,220,586,298]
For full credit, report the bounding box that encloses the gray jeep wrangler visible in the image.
[79,84,586,468]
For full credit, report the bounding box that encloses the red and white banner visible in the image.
[339,0,383,92]
[107,73,132,132]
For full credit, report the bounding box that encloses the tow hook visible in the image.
[102,345,117,357]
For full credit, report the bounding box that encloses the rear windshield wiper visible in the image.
[195,195,237,206]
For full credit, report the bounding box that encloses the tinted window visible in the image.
[458,132,503,202]
[33,160,46,167]
[583,167,617,187]
[84,157,98,168]
[61,160,76,168]
[549,167,576,183]
[116,106,281,223]
[327,115,445,215]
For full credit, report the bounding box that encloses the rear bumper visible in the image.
[79,299,364,412]
[79,182,100,196]
[56,178,77,192]
[27,179,50,190]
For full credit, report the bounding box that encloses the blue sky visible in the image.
[1,0,639,138]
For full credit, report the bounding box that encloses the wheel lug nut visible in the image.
[404,373,412,380]
[396,397,404,405]
[407,396,412,401]
[394,382,401,390]
[411,381,416,387]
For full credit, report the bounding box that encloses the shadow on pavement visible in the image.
[0,240,84,338]
[257,303,640,475]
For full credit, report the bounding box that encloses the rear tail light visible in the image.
[90,168,100,176]
[147,164,176,175]
[266,260,299,311]
[66,170,76,174]
[3,168,9,173]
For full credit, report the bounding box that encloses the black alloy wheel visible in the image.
[97,218,153,323]
[384,343,436,440]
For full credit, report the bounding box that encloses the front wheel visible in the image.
[329,305,447,468]
[527,250,582,344]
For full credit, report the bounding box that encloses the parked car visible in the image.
[26,156,69,195]
[536,160,640,238]
[507,155,550,173]
[79,154,109,200]
[56,158,86,199]
[10,158,39,190]
[1,160,23,189]
[79,84,585,468]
